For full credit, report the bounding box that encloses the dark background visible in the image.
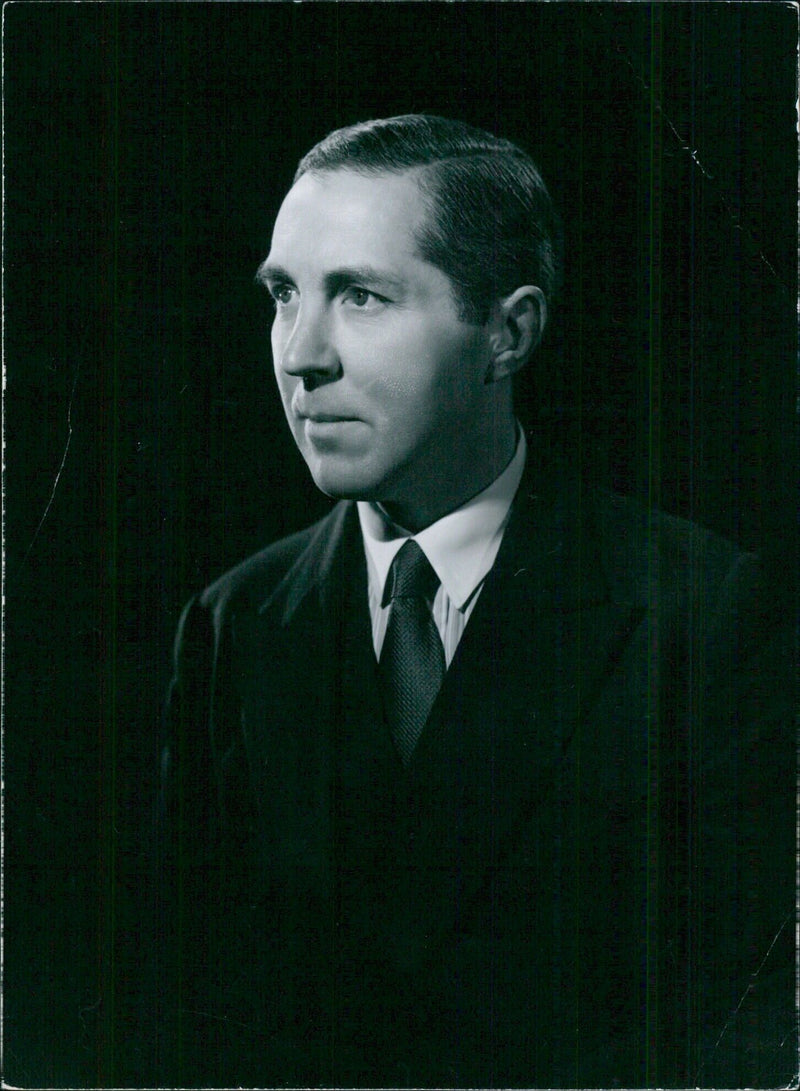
[4,3,797,1086]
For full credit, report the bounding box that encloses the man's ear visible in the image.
[485,286,547,383]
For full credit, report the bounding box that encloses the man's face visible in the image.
[261,168,502,526]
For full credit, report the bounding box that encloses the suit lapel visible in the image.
[232,504,359,880]
[233,505,409,988]
[387,469,644,965]
[233,503,393,884]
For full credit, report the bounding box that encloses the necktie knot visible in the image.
[385,539,439,604]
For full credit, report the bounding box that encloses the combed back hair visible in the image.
[294,114,564,324]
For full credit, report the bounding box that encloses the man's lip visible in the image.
[298,412,359,423]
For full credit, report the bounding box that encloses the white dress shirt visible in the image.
[357,429,527,667]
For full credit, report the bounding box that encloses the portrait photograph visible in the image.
[4,2,797,1087]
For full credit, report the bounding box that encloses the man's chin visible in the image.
[301,449,418,513]
[306,466,388,504]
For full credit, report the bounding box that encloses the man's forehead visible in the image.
[283,164,428,206]
[270,167,430,255]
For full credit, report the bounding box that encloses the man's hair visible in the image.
[294,114,563,324]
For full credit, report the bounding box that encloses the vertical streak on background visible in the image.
[795,2,800,1059]
[684,7,700,1063]
[1,3,7,1070]
[681,6,698,1064]
[175,5,190,1077]
[99,5,120,1083]
[571,15,585,1078]
[644,4,663,1084]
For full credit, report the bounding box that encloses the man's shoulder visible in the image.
[590,489,753,602]
[198,501,351,621]
[593,488,742,576]
[520,455,749,599]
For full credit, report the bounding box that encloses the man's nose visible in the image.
[277,303,341,384]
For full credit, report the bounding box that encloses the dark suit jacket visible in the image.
[157,462,795,1088]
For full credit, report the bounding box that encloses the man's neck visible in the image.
[377,421,519,534]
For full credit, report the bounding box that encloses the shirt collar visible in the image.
[358,428,527,611]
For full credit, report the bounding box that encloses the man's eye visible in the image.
[342,286,385,309]
[270,284,295,306]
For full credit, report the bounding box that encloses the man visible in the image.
[159,115,794,1087]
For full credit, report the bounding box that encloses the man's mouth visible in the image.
[301,413,355,424]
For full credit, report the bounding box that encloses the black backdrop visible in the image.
[5,3,797,1086]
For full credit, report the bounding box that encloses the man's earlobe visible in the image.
[485,286,547,383]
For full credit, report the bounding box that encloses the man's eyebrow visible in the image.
[255,262,291,287]
[255,262,407,295]
[323,266,407,295]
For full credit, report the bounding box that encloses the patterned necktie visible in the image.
[379,539,446,765]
